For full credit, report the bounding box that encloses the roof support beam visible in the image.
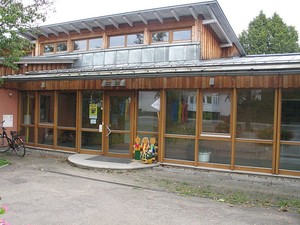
[70,24,81,33]
[58,25,69,35]
[94,20,105,30]
[25,31,38,39]
[154,11,163,23]
[189,7,198,20]
[48,27,59,36]
[202,19,217,25]
[108,18,118,28]
[138,13,147,25]
[37,29,49,38]
[171,9,180,22]
[82,22,93,32]
[206,5,232,47]
[123,16,133,27]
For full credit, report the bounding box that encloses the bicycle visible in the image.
[0,120,26,157]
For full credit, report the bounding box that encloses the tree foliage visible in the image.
[0,0,54,69]
[239,11,300,55]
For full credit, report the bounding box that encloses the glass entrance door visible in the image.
[104,92,134,157]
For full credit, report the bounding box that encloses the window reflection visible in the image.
[237,89,275,139]
[74,40,87,51]
[89,38,103,49]
[235,142,272,168]
[152,31,169,43]
[138,91,159,132]
[58,92,77,127]
[281,89,300,142]
[57,42,67,52]
[173,29,191,41]
[127,33,144,45]
[202,92,231,134]
[40,93,54,124]
[21,92,35,125]
[109,35,125,47]
[166,90,196,135]
[82,91,103,129]
[165,138,194,161]
[280,89,300,172]
[43,44,54,53]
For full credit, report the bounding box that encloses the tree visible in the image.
[239,11,300,55]
[0,0,54,69]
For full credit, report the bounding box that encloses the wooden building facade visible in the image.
[1,1,300,177]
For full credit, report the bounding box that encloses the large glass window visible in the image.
[82,92,103,129]
[165,138,194,161]
[81,131,102,150]
[199,140,231,164]
[237,89,275,139]
[57,129,76,148]
[38,128,54,145]
[21,92,35,125]
[58,92,77,127]
[166,90,196,135]
[137,91,159,132]
[280,89,300,171]
[40,93,54,124]
[202,92,231,134]
[235,142,273,168]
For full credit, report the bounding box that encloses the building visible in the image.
[1,0,300,177]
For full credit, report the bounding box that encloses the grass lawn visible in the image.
[0,158,9,167]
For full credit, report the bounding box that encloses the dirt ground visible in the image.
[1,149,300,225]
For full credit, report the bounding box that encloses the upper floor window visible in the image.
[43,42,67,54]
[109,35,125,48]
[151,28,192,44]
[74,40,86,51]
[89,38,103,49]
[73,37,103,51]
[109,33,144,48]
[127,33,144,45]
[152,31,169,43]
[43,44,54,54]
[173,29,191,41]
[57,42,67,52]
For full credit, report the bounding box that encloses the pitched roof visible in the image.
[19,0,245,55]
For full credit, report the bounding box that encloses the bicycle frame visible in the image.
[0,120,26,157]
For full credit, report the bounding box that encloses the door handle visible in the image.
[105,125,111,137]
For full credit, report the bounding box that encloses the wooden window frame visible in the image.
[109,33,144,48]
[42,42,68,55]
[150,28,192,44]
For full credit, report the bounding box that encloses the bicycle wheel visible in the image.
[0,136,10,153]
[14,137,26,157]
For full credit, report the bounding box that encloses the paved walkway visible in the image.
[68,153,160,170]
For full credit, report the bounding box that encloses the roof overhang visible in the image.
[19,0,245,55]
[4,54,300,81]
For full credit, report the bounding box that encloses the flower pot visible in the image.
[198,152,211,163]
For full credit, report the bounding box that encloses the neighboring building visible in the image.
[1,0,300,177]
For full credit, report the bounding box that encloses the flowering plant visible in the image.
[0,205,10,225]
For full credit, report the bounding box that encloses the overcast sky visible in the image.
[43,0,300,37]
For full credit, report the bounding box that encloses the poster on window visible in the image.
[89,103,97,119]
